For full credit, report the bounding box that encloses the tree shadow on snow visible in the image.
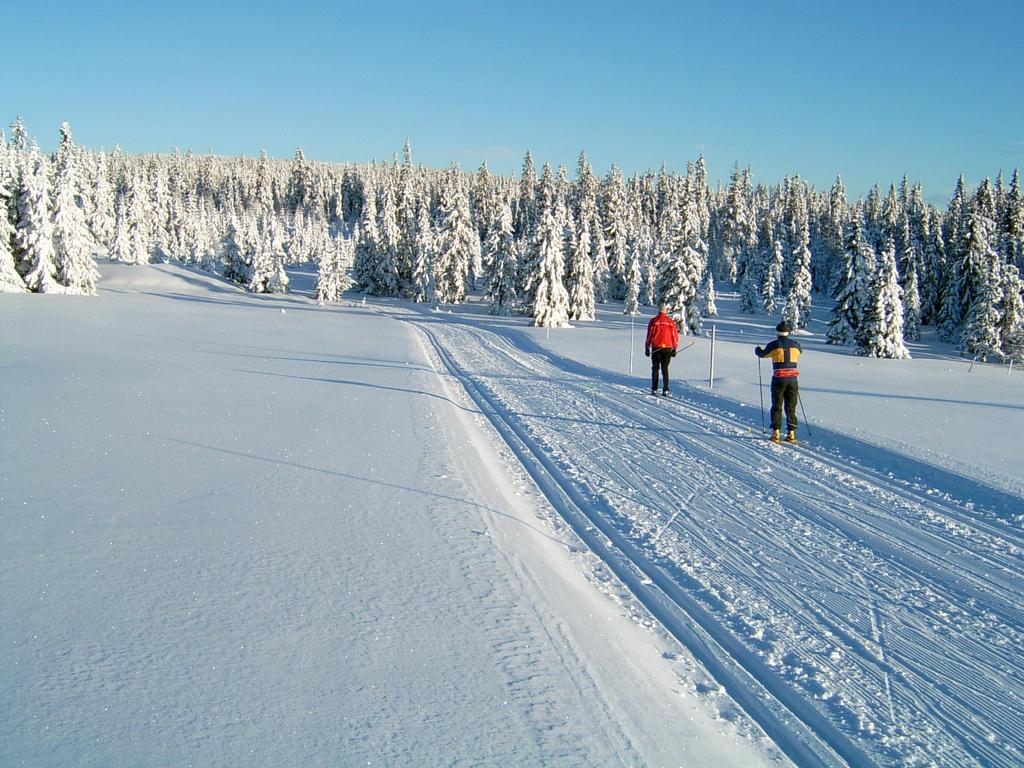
[153,434,577,548]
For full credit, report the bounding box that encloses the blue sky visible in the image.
[2,0,1021,201]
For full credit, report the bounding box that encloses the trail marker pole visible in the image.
[709,324,716,388]
[629,313,635,375]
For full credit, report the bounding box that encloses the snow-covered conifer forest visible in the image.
[3,116,1023,361]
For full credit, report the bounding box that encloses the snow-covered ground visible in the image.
[1,262,782,768]
[3,262,1023,767]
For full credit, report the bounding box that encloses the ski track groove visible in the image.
[409,316,1024,768]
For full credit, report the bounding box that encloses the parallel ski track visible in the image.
[415,318,1024,768]
[419,323,861,768]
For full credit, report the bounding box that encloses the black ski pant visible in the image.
[770,377,799,432]
[651,348,673,392]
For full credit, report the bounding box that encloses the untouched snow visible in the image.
[4,262,1023,767]
[1,262,783,767]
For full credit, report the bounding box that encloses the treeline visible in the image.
[2,117,1022,361]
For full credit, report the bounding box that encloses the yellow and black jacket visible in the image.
[758,337,801,378]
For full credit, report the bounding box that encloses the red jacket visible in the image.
[645,312,679,353]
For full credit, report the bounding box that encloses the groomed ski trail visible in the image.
[400,309,1024,768]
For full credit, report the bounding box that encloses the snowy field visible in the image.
[3,261,1023,767]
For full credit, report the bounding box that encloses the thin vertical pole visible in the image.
[629,313,635,375]
[709,324,716,388]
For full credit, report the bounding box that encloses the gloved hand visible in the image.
[670,349,677,357]
[755,346,764,356]
[644,349,650,358]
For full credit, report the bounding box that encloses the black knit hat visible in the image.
[776,321,790,334]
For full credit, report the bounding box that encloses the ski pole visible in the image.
[798,390,812,438]
[757,359,765,433]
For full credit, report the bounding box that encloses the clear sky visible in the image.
[2,0,1021,202]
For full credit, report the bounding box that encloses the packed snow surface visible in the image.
[3,261,1023,767]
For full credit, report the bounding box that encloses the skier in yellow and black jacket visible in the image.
[755,321,801,444]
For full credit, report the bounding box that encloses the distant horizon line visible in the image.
[7,118,1013,208]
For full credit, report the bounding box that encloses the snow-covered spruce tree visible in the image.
[738,202,769,313]
[513,150,537,241]
[698,268,717,318]
[902,258,922,341]
[719,163,753,284]
[286,207,308,264]
[762,237,784,315]
[89,152,116,249]
[623,248,641,316]
[601,165,629,301]
[252,150,276,216]
[1001,168,1023,271]
[566,212,595,321]
[859,237,910,359]
[822,175,848,294]
[192,198,219,271]
[693,155,711,245]
[248,215,289,294]
[221,215,252,285]
[573,150,597,228]
[958,210,1004,359]
[913,202,938,325]
[394,144,419,292]
[518,164,555,307]
[15,147,62,293]
[485,198,518,315]
[315,235,352,304]
[531,185,571,328]
[574,152,607,304]
[656,199,705,334]
[0,144,27,292]
[999,263,1024,361]
[471,159,494,248]
[827,214,874,345]
[590,208,610,303]
[781,179,813,329]
[352,177,380,293]
[878,184,900,253]
[738,256,761,313]
[286,147,313,213]
[936,177,970,341]
[434,165,477,305]
[108,194,132,264]
[950,180,1000,352]
[636,222,657,307]
[149,164,175,262]
[112,169,151,265]
[411,198,437,305]
[9,116,29,151]
[52,123,99,294]
[373,178,401,296]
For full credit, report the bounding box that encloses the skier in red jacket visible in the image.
[644,304,680,395]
